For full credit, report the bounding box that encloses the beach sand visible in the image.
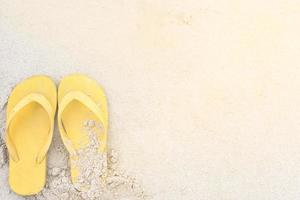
[1,0,300,199]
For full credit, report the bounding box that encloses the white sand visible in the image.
[1,0,300,199]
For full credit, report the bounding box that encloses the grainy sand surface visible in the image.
[1,0,300,199]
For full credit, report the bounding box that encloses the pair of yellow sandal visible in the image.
[5,74,108,195]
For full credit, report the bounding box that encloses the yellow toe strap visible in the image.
[5,93,54,164]
[58,91,107,156]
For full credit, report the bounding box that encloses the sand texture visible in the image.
[1,0,300,199]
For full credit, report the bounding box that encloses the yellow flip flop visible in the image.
[5,76,57,195]
[57,74,108,184]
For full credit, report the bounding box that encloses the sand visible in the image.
[1,0,300,199]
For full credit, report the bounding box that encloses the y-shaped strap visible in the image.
[5,93,54,164]
[58,91,107,157]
